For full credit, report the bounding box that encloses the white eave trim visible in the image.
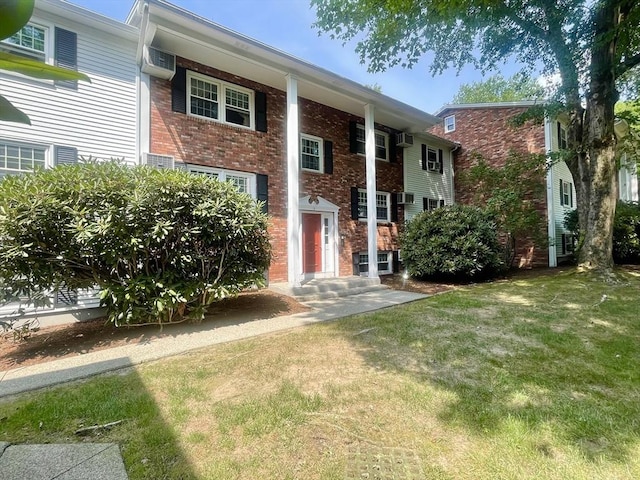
[135,0,440,129]
[434,100,544,117]
[37,0,139,40]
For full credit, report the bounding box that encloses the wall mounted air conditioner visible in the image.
[396,132,414,147]
[396,192,415,205]
[141,46,176,80]
[142,152,175,169]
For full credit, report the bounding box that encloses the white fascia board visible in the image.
[36,0,139,41]
[413,131,458,147]
[434,100,543,117]
[143,0,440,130]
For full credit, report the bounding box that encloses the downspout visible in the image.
[450,142,460,204]
[544,115,557,267]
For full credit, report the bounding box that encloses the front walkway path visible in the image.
[0,289,427,398]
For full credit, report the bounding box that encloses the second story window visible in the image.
[355,124,389,161]
[187,71,254,129]
[444,115,456,133]
[2,23,47,62]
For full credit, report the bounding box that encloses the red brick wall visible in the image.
[150,57,403,281]
[431,107,549,267]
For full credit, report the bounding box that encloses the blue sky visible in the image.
[69,0,523,114]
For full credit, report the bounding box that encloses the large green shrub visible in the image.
[612,201,640,264]
[0,162,271,326]
[400,205,506,281]
[564,201,640,264]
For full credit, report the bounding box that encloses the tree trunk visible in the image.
[565,1,620,273]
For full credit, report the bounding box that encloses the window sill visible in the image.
[301,168,325,174]
[186,113,254,131]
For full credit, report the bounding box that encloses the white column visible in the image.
[544,115,557,267]
[286,74,301,286]
[364,104,379,279]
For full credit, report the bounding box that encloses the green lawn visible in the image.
[1,268,639,479]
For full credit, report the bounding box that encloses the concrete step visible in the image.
[269,277,389,302]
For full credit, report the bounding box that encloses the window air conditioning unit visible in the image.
[396,192,415,205]
[143,152,175,169]
[396,132,414,147]
[141,46,176,80]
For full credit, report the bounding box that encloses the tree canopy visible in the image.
[452,73,544,104]
[313,0,640,272]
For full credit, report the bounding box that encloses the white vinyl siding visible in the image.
[0,17,138,164]
[403,138,454,221]
[551,160,576,256]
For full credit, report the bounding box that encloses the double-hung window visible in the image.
[0,142,47,177]
[301,134,323,172]
[423,198,444,211]
[560,180,573,207]
[444,115,456,133]
[426,147,440,171]
[2,23,48,62]
[358,189,390,222]
[188,71,254,128]
[188,165,256,197]
[355,125,389,161]
[558,123,568,150]
[358,252,392,275]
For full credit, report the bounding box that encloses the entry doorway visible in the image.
[299,195,339,281]
[302,213,322,274]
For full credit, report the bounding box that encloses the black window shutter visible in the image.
[257,174,268,214]
[439,199,445,208]
[54,28,78,89]
[255,91,267,132]
[391,192,398,222]
[561,234,567,255]
[569,183,573,207]
[438,149,444,174]
[392,251,400,273]
[54,146,78,166]
[352,252,360,275]
[557,121,562,148]
[351,187,359,220]
[388,131,397,163]
[349,121,358,153]
[421,144,427,170]
[559,178,564,206]
[324,140,333,174]
[172,66,187,114]
[423,197,428,211]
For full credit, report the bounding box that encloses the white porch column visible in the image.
[286,74,301,286]
[364,103,379,279]
[544,115,557,267]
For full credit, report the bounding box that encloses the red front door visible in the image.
[302,213,322,274]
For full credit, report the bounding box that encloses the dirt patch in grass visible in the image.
[0,289,308,371]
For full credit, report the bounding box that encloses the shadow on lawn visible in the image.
[341,274,640,463]
[0,367,198,479]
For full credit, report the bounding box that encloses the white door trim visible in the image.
[299,196,340,281]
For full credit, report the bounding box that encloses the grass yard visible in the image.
[1,268,639,479]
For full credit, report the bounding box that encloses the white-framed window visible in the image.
[423,197,445,211]
[558,124,568,150]
[0,141,47,177]
[187,71,254,129]
[300,134,323,172]
[444,115,456,133]
[561,233,575,255]
[358,189,391,222]
[355,124,389,161]
[187,165,256,197]
[426,146,440,171]
[358,251,393,275]
[1,22,48,62]
[560,180,573,207]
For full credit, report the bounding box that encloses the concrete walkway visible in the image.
[0,288,428,480]
[0,289,427,398]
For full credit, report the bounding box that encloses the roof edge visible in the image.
[434,100,544,117]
